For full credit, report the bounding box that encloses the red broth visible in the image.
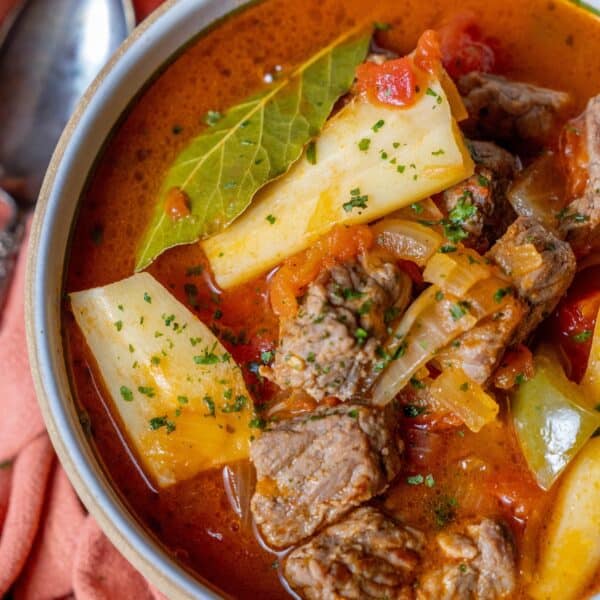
[63,0,600,597]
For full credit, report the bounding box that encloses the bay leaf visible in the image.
[135,27,371,271]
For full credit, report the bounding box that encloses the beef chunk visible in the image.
[458,72,572,146]
[284,507,424,600]
[440,141,518,251]
[559,94,600,255]
[487,216,576,342]
[264,258,408,401]
[250,405,402,548]
[469,140,520,179]
[436,295,525,384]
[417,519,517,600]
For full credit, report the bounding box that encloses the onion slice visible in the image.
[429,367,499,432]
[423,247,491,296]
[371,285,477,405]
[372,218,443,266]
[223,460,256,530]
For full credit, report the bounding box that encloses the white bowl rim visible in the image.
[25,1,254,598]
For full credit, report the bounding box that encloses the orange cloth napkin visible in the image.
[0,224,166,599]
[0,1,172,597]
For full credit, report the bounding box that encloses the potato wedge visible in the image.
[529,437,600,600]
[70,273,254,487]
[203,78,473,289]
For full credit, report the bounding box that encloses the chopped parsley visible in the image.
[572,330,593,343]
[493,287,512,303]
[410,377,426,389]
[249,417,266,429]
[138,386,155,398]
[222,395,248,413]
[342,288,364,300]
[397,164,406,173]
[177,395,189,405]
[410,203,424,214]
[120,386,133,402]
[343,188,369,212]
[151,356,161,365]
[114,320,123,331]
[439,245,457,253]
[403,404,426,418]
[432,495,458,527]
[149,416,175,433]
[194,350,220,365]
[407,474,424,485]
[203,396,216,417]
[431,148,445,156]
[358,137,371,151]
[372,119,385,132]
[306,140,317,165]
[425,474,435,488]
[515,373,527,386]
[435,290,445,301]
[260,350,274,364]
[449,193,477,223]
[306,351,316,363]
[450,303,468,321]
[266,214,277,224]
[478,174,490,187]
[459,382,470,391]
[384,306,400,324]
[348,409,359,419]
[358,300,373,315]
[355,327,369,341]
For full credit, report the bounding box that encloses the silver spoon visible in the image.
[0,0,134,310]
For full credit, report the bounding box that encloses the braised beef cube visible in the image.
[487,216,575,342]
[250,405,402,548]
[284,507,424,600]
[469,140,519,180]
[440,141,518,251]
[559,95,600,256]
[263,258,408,401]
[458,72,572,146]
[417,518,517,600]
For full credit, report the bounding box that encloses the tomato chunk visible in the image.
[437,13,499,79]
[550,265,600,382]
[356,57,417,107]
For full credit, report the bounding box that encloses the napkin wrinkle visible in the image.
[0,434,54,595]
[0,218,44,463]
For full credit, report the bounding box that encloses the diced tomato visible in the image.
[437,12,499,79]
[396,259,423,286]
[550,265,600,382]
[269,224,373,319]
[559,113,589,201]
[356,30,443,108]
[356,57,417,107]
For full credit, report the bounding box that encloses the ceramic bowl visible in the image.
[25,1,250,598]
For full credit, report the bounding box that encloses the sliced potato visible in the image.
[529,437,600,600]
[203,78,474,289]
[70,272,254,487]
